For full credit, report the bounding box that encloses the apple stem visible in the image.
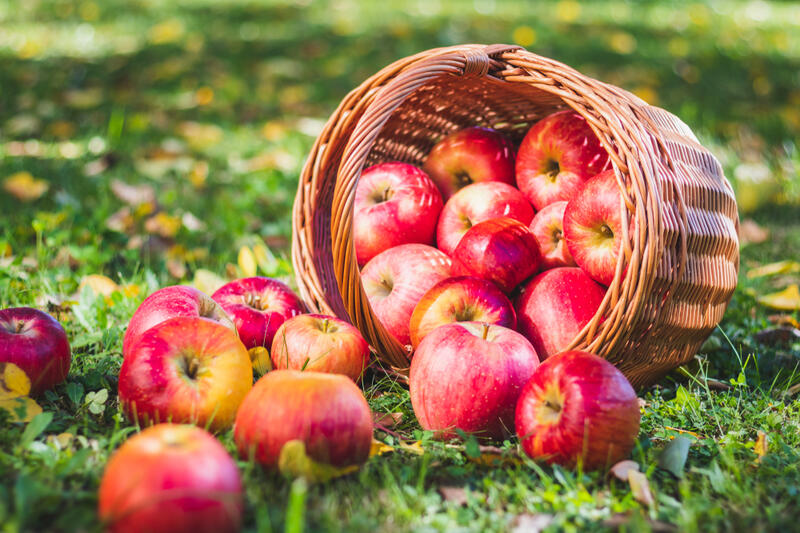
[600,224,614,239]
[15,321,25,333]
[482,323,489,340]
[321,318,330,333]
[186,357,200,379]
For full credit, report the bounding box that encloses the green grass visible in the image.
[1,0,799,531]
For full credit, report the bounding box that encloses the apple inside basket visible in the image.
[291,44,739,389]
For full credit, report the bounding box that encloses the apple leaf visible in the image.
[192,269,227,295]
[609,459,640,481]
[754,430,768,463]
[757,285,800,311]
[3,171,49,202]
[0,362,32,398]
[238,246,258,277]
[657,436,691,478]
[627,470,654,506]
[0,396,43,423]
[278,440,359,482]
[747,261,800,279]
[369,439,394,457]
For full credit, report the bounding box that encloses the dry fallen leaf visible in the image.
[768,314,800,329]
[192,269,226,295]
[628,470,654,506]
[757,285,800,311]
[278,439,358,482]
[510,513,554,533]
[398,440,425,455]
[3,171,49,202]
[145,212,182,238]
[438,486,468,506]
[166,259,187,279]
[110,179,156,207]
[79,274,120,297]
[738,219,769,245]
[754,430,768,463]
[747,261,800,279]
[372,411,403,428]
[609,459,640,481]
[0,362,43,422]
[238,246,258,278]
[369,439,395,457]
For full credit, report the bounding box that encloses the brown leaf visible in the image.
[79,275,120,297]
[604,513,676,532]
[609,460,640,481]
[372,412,403,428]
[768,314,800,329]
[738,219,769,245]
[754,327,800,347]
[166,259,187,279]
[105,207,134,233]
[628,470,654,506]
[510,513,554,533]
[438,486,468,506]
[110,179,155,207]
[145,212,182,238]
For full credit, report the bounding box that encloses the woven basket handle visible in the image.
[329,45,520,369]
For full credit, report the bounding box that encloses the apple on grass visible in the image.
[119,317,252,431]
[409,276,516,349]
[353,162,443,267]
[515,268,606,360]
[98,424,242,533]
[270,314,370,381]
[234,370,372,469]
[211,276,305,375]
[360,243,452,347]
[423,127,517,201]
[452,217,541,294]
[123,285,235,358]
[515,350,641,470]
[529,201,576,270]
[516,110,609,211]
[409,322,539,440]
[436,182,535,256]
[563,169,624,286]
[0,307,70,395]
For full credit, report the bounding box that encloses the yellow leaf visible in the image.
[398,440,425,455]
[757,285,800,311]
[747,261,800,279]
[177,121,223,150]
[0,362,32,398]
[47,432,74,449]
[149,19,185,44]
[278,439,359,482]
[195,87,214,106]
[628,470,654,506]
[121,284,141,298]
[754,430,768,463]
[252,243,278,274]
[0,396,42,422]
[248,347,272,377]
[3,172,49,202]
[79,274,120,297]
[238,246,258,277]
[192,269,226,295]
[370,439,395,457]
[145,212,182,238]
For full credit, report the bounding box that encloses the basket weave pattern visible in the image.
[291,44,739,388]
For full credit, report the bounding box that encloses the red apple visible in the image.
[423,127,516,200]
[409,276,516,349]
[234,370,372,469]
[353,162,443,266]
[123,286,235,358]
[563,169,624,286]
[360,244,452,346]
[452,217,541,294]
[0,307,71,395]
[436,182,535,256]
[516,111,609,211]
[515,350,641,470]
[515,268,606,360]
[529,201,576,270]
[211,277,305,351]
[409,322,539,440]
[98,424,242,533]
[119,317,252,431]
[270,314,370,381]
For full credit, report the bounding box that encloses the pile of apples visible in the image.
[0,110,645,533]
[356,110,640,465]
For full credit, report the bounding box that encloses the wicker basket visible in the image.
[291,44,739,389]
